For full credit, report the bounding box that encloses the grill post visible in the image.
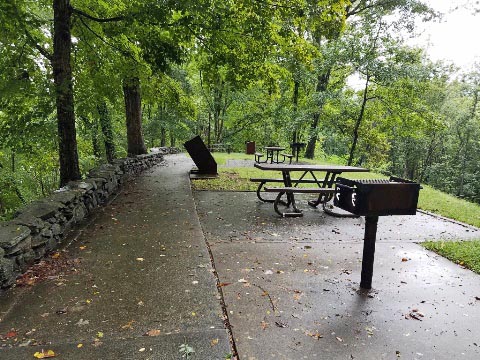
[360,215,378,289]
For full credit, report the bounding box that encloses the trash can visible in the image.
[245,141,256,154]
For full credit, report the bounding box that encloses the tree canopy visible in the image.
[1,0,479,218]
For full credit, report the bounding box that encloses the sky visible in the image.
[409,0,480,71]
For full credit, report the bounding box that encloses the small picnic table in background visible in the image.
[255,146,293,164]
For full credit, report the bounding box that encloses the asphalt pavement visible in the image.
[0,154,231,359]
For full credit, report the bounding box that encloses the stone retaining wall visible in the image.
[0,148,179,288]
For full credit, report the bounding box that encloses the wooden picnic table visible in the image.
[264,146,286,163]
[253,163,369,217]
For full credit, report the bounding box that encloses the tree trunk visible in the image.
[97,102,116,163]
[305,70,331,159]
[160,128,166,147]
[91,119,101,158]
[292,80,299,143]
[53,0,81,186]
[123,77,147,156]
[11,151,15,172]
[347,74,370,166]
[213,77,224,143]
[207,112,212,148]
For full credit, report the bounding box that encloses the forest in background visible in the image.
[0,0,479,220]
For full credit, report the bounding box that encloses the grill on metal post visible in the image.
[334,176,421,289]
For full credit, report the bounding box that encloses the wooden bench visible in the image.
[254,152,264,163]
[264,187,336,217]
[264,187,336,194]
[250,178,322,202]
[281,153,293,164]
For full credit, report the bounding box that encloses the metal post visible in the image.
[360,215,379,289]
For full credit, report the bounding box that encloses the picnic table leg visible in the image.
[267,150,273,163]
[308,172,336,207]
[255,181,274,203]
[279,171,302,217]
[255,181,287,205]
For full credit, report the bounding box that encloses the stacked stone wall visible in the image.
[0,148,179,288]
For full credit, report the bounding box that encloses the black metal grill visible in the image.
[334,176,420,217]
[333,176,421,289]
[351,179,391,184]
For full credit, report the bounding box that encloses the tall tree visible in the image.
[53,0,80,185]
[123,77,147,155]
[304,0,435,159]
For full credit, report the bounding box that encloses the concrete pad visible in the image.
[0,154,231,359]
[195,191,480,359]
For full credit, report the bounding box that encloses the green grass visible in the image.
[422,240,480,274]
[192,152,480,228]
[208,152,252,165]
[418,185,480,228]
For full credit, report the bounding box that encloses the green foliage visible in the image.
[0,0,479,219]
[179,343,195,359]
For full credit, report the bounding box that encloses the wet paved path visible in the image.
[195,191,480,360]
[0,154,230,359]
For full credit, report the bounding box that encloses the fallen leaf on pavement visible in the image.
[405,309,424,321]
[75,319,90,326]
[76,319,89,326]
[144,329,161,337]
[401,258,408,262]
[218,282,232,287]
[6,330,17,338]
[210,338,219,346]
[121,320,135,330]
[305,330,323,339]
[33,350,56,358]
[261,320,269,330]
[92,339,103,347]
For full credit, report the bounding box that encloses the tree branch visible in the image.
[78,16,139,64]
[24,30,52,61]
[71,7,125,23]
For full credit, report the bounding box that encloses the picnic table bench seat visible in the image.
[281,153,293,164]
[250,178,320,184]
[250,178,323,202]
[254,152,264,162]
[264,187,336,217]
[264,187,336,194]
